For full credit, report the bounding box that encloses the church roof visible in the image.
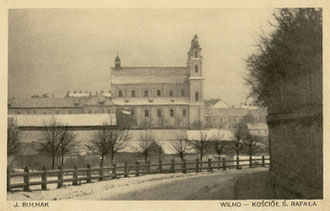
[112,75,187,85]
[112,66,187,77]
[112,97,189,106]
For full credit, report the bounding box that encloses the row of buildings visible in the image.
[8,35,267,132]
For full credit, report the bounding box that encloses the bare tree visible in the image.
[86,123,130,166]
[189,132,211,165]
[244,134,262,158]
[135,132,158,163]
[171,132,191,161]
[7,127,20,157]
[231,123,245,162]
[35,120,65,169]
[211,132,228,160]
[58,126,79,165]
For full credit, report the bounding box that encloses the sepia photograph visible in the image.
[5,6,323,205]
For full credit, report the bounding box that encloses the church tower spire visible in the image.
[115,54,121,70]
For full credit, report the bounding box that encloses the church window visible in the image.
[144,90,149,97]
[169,90,173,97]
[157,109,162,117]
[170,109,174,117]
[157,90,161,96]
[181,89,185,96]
[195,92,199,102]
[182,109,187,117]
[144,109,149,117]
[195,51,198,57]
[131,90,136,97]
[118,90,123,97]
[194,65,198,73]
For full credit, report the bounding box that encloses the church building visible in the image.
[111,35,205,129]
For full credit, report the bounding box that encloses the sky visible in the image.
[8,9,275,106]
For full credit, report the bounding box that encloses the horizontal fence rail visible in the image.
[7,156,270,192]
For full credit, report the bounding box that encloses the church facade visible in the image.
[111,35,205,129]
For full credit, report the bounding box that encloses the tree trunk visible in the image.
[100,155,104,166]
[144,154,148,163]
[111,153,115,165]
[61,154,64,166]
[52,154,55,170]
[200,152,203,167]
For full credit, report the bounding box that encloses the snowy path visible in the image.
[8,168,268,200]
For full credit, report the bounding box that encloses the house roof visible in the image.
[247,123,268,130]
[205,108,250,117]
[8,97,115,108]
[14,113,116,127]
[186,129,234,141]
[212,100,229,108]
[112,97,189,106]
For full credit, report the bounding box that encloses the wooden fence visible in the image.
[7,155,270,192]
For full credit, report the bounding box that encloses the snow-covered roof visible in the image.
[15,113,116,127]
[112,97,189,106]
[112,76,187,85]
[186,129,234,141]
[247,123,268,130]
[212,100,229,108]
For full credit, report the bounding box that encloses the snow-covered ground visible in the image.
[7,168,268,200]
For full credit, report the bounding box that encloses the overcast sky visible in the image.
[8,9,275,106]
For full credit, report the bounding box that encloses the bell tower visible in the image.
[115,55,121,70]
[187,35,204,128]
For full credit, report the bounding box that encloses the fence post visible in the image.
[147,161,151,174]
[195,158,199,173]
[249,155,253,168]
[7,168,11,192]
[112,163,117,179]
[124,162,128,177]
[171,159,175,173]
[73,165,78,185]
[222,157,226,171]
[41,166,47,190]
[99,164,104,181]
[159,159,163,173]
[208,158,212,172]
[262,155,265,167]
[57,165,63,188]
[86,164,92,183]
[24,167,30,191]
[135,161,140,177]
[236,156,240,170]
[182,159,187,173]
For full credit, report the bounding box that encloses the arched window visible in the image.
[157,109,162,117]
[181,89,185,97]
[195,51,198,57]
[182,109,187,117]
[169,90,173,97]
[144,109,149,117]
[194,65,198,73]
[144,90,149,97]
[131,90,136,97]
[118,90,123,97]
[157,90,161,96]
[170,109,174,117]
[195,91,199,102]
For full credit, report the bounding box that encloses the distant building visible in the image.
[110,35,205,129]
[247,123,268,137]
